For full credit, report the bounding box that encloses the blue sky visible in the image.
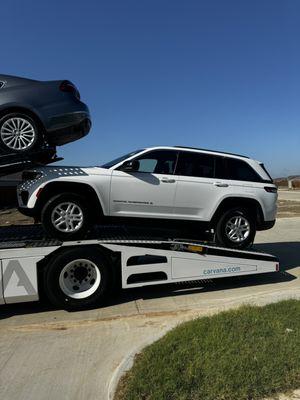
[1,0,299,177]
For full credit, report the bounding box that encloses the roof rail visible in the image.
[174,146,249,159]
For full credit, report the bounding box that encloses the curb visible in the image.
[107,326,177,400]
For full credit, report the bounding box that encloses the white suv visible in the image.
[17,146,277,248]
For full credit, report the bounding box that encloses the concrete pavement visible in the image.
[278,190,300,202]
[0,217,300,400]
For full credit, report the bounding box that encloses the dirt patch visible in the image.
[277,200,300,218]
[0,208,34,226]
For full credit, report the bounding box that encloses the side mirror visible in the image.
[121,159,140,172]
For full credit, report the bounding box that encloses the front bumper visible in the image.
[257,219,276,231]
[18,206,38,218]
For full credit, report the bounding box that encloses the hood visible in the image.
[22,165,111,182]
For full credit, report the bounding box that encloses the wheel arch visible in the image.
[0,105,46,133]
[35,181,105,220]
[211,197,264,228]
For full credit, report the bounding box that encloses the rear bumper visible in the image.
[257,219,276,231]
[43,97,91,145]
[46,113,91,146]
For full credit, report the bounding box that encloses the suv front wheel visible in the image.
[41,193,91,240]
[215,208,256,249]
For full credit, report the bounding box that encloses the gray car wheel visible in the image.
[0,113,39,152]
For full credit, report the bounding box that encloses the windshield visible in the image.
[100,149,144,168]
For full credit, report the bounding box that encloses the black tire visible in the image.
[215,208,256,249]
[41,193,92,240]
[0,113,41,153]
[43,247,112,310]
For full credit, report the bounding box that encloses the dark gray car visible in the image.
[0,75,91,153]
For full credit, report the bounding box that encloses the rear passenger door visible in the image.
[173,151,225,221]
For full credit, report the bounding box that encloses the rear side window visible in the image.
[215,157,262,182]
[176,152,214,178]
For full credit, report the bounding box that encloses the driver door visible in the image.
[109,150,179,218]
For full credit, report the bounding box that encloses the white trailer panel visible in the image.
[0,239,279,309]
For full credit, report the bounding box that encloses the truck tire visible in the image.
[215,207,256,249]
[41,193,91,240]
[43,247,111,310]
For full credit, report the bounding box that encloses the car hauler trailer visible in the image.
[0,146,61,177]
[0,228,279,310]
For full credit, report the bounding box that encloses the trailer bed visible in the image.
[0,224,279,310]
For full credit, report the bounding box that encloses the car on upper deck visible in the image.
[17,146,277,249]
[0,75,91,153]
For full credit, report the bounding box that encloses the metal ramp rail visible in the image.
[0,146,62,177]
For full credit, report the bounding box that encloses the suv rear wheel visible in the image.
[41,193,91,240]
[215,208,256,249]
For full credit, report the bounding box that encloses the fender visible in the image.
[25,178,108,217]
[0,102,46,126]
[210,194,265,224]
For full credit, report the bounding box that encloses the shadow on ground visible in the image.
[1,241,299,319]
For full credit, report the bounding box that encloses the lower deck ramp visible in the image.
[0,223,213,249]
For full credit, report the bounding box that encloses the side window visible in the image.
[134,150,178,174]
[176,152,214,178]
[215,156,227,179]
[225,158,261,182]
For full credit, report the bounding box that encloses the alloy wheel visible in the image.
[225,215,250,243]
[51,202,84,233]
[0,117,36,150]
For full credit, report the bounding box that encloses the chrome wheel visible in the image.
[51,202,84,233]
[225,215,250,243]
[0,117,36,150]
[59,259,101,299]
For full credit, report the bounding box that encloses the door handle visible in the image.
[214,182,229,187]
[161,177,176,183]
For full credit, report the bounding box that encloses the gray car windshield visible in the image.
[100,149,144,168]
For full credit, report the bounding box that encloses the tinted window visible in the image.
[216,157,261,182]
[134,150,178,174]
[101,149,144,168]
[176,152,214,178]
[215,157,227,179]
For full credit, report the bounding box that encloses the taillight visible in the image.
[264,186,277,193]
[59,80,80,100]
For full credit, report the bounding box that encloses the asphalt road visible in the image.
[0,217,300,400]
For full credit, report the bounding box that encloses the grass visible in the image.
[115,300,300,400]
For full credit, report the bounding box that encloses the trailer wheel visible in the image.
[44,247,111,310]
